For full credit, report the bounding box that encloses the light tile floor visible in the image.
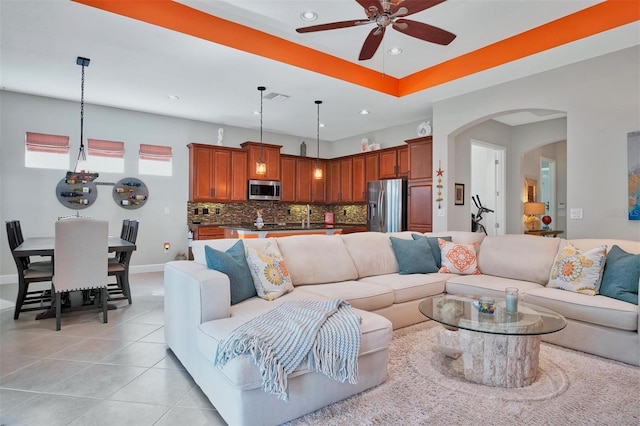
[0,272,227,426]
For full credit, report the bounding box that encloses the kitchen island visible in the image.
[220,223,358,239]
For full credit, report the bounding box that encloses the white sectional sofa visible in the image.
[164,231,639,425]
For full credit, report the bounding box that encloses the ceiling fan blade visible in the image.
[356,0,384,14]
[296,19,372,33]
[359,26,385,60]
[391,0,447,17]
[393,19,456,45]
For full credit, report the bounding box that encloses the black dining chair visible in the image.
[5,220,53,319]
[108,220,138,304]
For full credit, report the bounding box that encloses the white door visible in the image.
[471,141,505,235]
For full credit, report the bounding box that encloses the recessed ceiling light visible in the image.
[168,95,180,101]
[387,47,402,56]
[360,109,370,115]
[319,123,326,128]
[252,110,260,115]
[300,11,318,21]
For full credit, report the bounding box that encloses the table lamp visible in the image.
[524,202,546,231]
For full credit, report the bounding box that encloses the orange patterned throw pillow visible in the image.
[438,239,481,275]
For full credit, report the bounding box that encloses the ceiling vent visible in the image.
[265,92,290,102]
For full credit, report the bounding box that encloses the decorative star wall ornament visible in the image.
[436,161,444,209]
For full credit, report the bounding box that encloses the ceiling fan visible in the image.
[296,0,456,61]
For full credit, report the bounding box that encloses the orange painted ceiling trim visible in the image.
[73,0,638,98]
[399,0,640,96]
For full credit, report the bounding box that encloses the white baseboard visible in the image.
[0,263,166,285]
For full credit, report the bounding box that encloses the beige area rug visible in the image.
[288,322,640,425]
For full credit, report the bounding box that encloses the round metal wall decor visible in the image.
[113,177,148,210]
[56,178,98,209]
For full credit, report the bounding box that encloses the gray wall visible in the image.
[434,46,640,240]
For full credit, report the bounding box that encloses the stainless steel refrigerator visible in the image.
[367,179,407,232]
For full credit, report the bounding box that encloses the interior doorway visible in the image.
[540,157,556,228]
[471,140,505,235]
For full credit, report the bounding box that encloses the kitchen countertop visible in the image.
[218,223,365,232]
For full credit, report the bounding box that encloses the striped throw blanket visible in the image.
[214,299,361,401]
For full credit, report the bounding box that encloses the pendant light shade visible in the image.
[256,86,267,175]
[314,100,323,179]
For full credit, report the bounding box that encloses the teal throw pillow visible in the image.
[599,245,639,304]
[412,234,452,268]
[205,241,257,305]
[390,236,438,274]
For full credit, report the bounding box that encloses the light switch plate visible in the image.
[570,208,583,219]
[438,208,445,217]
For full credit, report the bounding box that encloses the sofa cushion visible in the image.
[245,241,294,301]
[478,235,560,285]
[205,241,256,305]
[425,231,486,247]
[193,238,279,266]
[341,232,399,278]
[390,236,438,274]
[197,303,393,391]
[523,287,638,331]
[547,242,607,296]
[438,239,481,275]
[276,235,358,285]
[299,281,395,311]
[412,234,451,268]
[359,273,447,304]
[599,245,639,304]
[445,274,543,300]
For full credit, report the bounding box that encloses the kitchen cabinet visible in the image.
[280,155,296,202]
[241,141,282,181]
[328,157,353,203]
[407,181,433,232]
[379,146,408,179]
[352,155,367,203]
[296,157,313,203]
[406,136,432,180]
[189,144,246,202]
[406,136,433,232]
[365,152,379,183]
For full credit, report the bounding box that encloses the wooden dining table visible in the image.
[12,236,137,319]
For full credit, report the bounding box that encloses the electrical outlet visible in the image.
[194,208,199,215]
[570,208,583,219]
[287,209,291,215]
[203,208,209,215]
[215,207,220,215]
[343,209,347,216]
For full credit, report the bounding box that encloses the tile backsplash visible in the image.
[187,201,366,225]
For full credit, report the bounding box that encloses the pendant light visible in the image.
[67,56,98,182]
[313,100,323,179]
[256,86,267,175]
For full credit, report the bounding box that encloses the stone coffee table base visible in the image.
[437,328,541,388]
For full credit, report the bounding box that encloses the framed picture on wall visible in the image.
[455,183,465,205]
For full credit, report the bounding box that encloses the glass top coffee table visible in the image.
[419,294,567,388]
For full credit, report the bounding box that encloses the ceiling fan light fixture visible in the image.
[300,11,318,22]
[360,109,370,115]
[387,47,402,55]
[167,94,180,101]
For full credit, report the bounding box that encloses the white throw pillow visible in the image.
[547,243,607,296]
[438,239,481,275]
[246,241,294,301]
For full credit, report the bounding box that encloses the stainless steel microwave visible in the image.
[248,180,281,201]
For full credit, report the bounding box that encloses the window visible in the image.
[139,144,172,176]
[85,139,124,173]
[25,132,70,170]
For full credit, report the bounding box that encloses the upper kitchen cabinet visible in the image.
[241,141,282,181]
[188,143,247,202]
[352,155,367,203]
[406,136,433,180]
[280,155,297,203]
[364,152,379,183]
[378,146,408,179]
[328,157,353,203]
